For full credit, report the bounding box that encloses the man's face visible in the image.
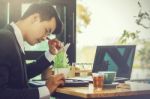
[25,15,56,45]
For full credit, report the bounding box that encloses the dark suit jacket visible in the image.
[0,25,53,99]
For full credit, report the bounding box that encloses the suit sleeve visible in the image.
[26,54,54,79]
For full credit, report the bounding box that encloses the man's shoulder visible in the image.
[0,25,17,56]
[0,25,13,33]
[0,25,14,39]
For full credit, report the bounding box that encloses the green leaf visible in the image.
[53,50,69,68]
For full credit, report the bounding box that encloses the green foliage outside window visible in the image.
[76,3,91,33]
[117,1,150,68]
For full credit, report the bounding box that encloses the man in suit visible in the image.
[0,2,65,99]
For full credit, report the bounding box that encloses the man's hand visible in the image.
[45,73,65,94]
[48,39,63,55]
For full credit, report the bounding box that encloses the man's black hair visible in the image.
[21,2,63,34]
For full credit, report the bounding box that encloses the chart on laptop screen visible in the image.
[92,45,136,81]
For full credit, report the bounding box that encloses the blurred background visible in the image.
[0,0,150,80]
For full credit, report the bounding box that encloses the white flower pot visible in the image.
[54,67,70,78]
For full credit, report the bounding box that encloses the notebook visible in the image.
[29,79,89,87]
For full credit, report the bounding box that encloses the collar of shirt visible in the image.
[10,22,25,54]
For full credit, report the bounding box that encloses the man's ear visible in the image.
[31,13,41,24]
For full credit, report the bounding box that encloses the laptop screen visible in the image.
[92,45,136,79]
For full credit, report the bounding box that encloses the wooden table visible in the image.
[53,81,150,99]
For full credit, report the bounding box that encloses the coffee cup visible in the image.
[100,71,116,84]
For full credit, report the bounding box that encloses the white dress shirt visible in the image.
[10,22,55,99]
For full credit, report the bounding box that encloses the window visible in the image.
[0,1,9,28]
[76,0,150,80]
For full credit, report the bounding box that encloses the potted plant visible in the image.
[53,49,70,78]
[41,43,70,80]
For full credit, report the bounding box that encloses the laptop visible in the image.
[92,45,136,82]
[69,45,136,83]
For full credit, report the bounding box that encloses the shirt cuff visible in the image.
[38,86,50,99]
[45,51,56,62]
